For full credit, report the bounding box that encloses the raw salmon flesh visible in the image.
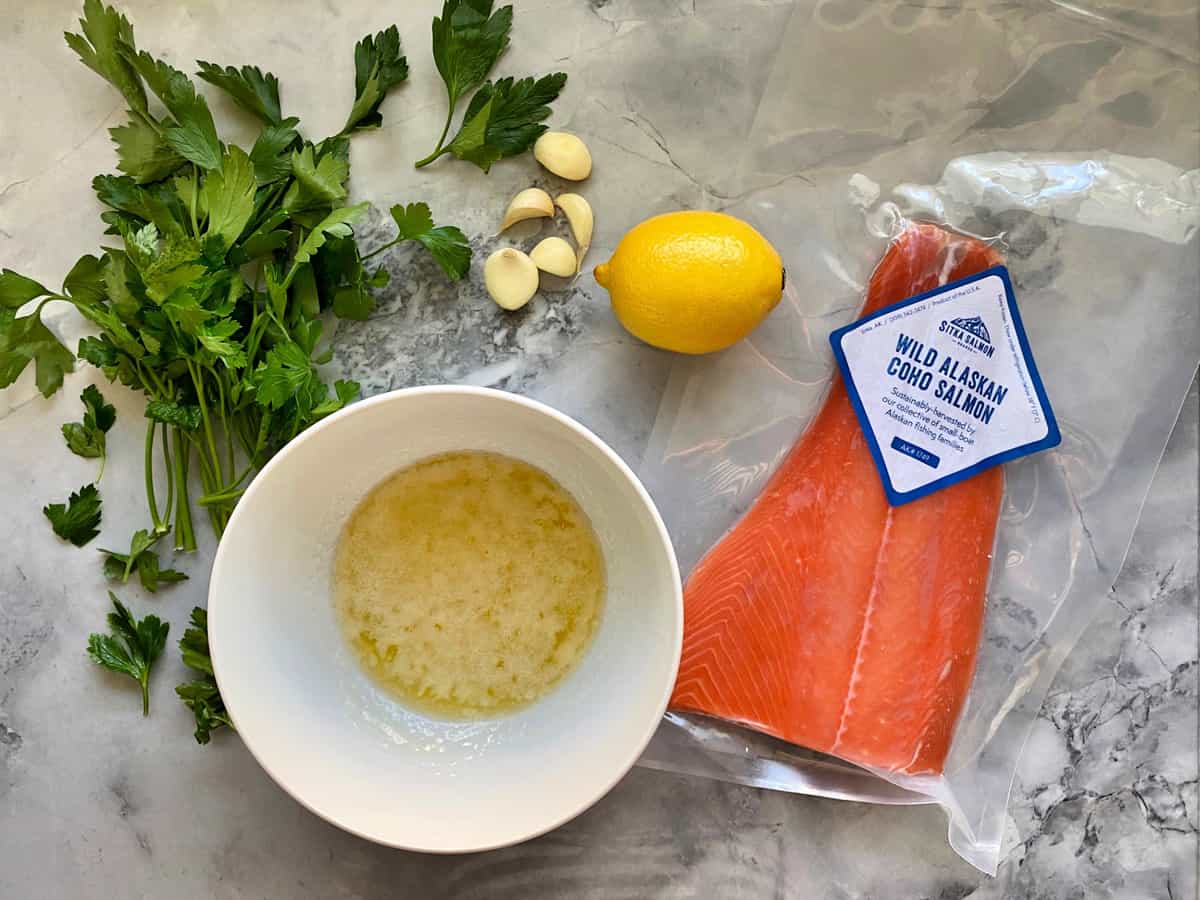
[670,223,1005,776]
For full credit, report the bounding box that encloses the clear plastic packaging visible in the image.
[635,161,1199,873]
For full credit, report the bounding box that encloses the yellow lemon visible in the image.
[593,211,783,354]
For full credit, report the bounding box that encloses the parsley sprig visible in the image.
[176,608,233,744]
[62,384,116,477]
[44,484,103,547]
[414,0,566,170]
[101,527,188,593]
[87,593,170,715]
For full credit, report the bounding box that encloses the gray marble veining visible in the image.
[1,0,1196,897]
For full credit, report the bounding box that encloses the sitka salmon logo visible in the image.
[939,316,995,358]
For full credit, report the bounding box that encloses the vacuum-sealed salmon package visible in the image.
[635,173,1198,873]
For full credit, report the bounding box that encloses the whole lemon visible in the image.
[593,211,784,354]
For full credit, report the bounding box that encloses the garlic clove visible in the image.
[529,237,578,278]
[533,132,592,181]
[499,187,555,232]
[484,248,539,311]
[555,193,594,272]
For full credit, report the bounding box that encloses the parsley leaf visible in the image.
[0,256,110,395]
[283,142,350,212]
[104,527,160,581]
[288,202,370,274]
[388,202,471,280]
[63,254,109,306]
[84,383,117,429]
[343,26,409,134]
[64,0,148,114]
[108,115,184,183]
[122,225,206,304]
[176,607,233,744]
[44,483,103,547]
[0,270,50,309]
[195,61,283,125]
[0,308,76,397]
[354,201,471,286]
[445,73,566,172]
[316,237,376,321]
[145,399,202,431]
[249,341,315,410]
[121,47,223,170]
[327,201,469,318]
[135,551,188,592]
[311,378,360,418]
[62,421,104,459]
[196,319,247,368]
[87,592,169,715]
[62,384,117,471]
[433,0,513,101]
[248,117,300,185]
[416,0,513,167]
[331,284,373,320]
[200,146,257,251]
[102,528,186,592]
[92,173,146,217]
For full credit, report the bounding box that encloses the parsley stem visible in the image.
[209,366,237,479]
[361,238,400,262]
[144,420,163,533]
[160,424,174,525]
[226,464,255,492]
[235,417,257,462]
[135,359,169,399]
[173,429,196,553]
[132,107,164,139]
[140,672,150,717]
[247,180,289,236]
[199,487,245,506]
[187,360,225,489]
[205,504,222,539]
[414,145,451,169]
[414,102,456,168]
[189,165,200,237]
[185,432,216,490]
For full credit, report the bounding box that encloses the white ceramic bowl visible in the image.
[208,386,682,852]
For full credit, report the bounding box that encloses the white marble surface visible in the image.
[1,0,1196,897]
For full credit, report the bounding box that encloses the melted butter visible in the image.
[334,451,605,718]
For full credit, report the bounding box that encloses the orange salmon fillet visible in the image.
[670,223,1005,775]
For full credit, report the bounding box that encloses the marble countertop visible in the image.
[1,0,1196,897]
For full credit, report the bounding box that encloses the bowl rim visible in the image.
[208,384,683,853]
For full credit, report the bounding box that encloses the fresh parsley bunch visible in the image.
[415,0,567,171]
[2,0,471,558]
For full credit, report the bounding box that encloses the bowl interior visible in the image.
[208,387,682,852]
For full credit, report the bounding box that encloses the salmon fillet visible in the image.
[670,223,1005,775]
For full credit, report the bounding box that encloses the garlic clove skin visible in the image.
[499,187,555,232]
[484,248,539,311]
[533,132,592,181]
[529,237,578,278]
[555,193,594,272]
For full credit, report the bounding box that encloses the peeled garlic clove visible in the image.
[500,187,554,232]
[484,248,539,311]
[555,193,594,271]
[533,132,592,181]
[529,237,578,278]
